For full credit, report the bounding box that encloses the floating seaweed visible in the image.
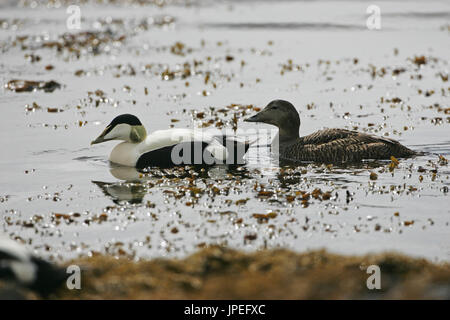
[6,80,61,93]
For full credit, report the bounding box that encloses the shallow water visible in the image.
[0,0,449,262]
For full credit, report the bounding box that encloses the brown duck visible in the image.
[245,100,417,163]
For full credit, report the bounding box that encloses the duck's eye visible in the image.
[271,106,278,110]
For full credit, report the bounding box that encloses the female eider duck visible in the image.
[91,114,249,168]
[245,100,417,163]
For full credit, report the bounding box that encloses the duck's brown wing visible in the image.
[280,129,415,163]
[298,128,360,145]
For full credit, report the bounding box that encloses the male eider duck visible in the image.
[0,236,67,297]
[91,114,249,168]
[245,100,417,163]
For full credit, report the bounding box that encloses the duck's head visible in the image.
[91,114,147,145]
[245,100,300,139]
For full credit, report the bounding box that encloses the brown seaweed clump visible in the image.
[42,247,450,300]
[41,31,126,57]
[5,80,61,93]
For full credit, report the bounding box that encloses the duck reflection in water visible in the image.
[92,164,251,205]
[92,165,160,205]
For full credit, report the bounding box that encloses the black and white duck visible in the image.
[91,114,249,168]
[0,236,67,297]
[245,100,417,163]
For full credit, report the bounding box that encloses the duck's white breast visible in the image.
[109,142,141,167]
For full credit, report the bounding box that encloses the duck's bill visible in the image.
[91,136,106,145]
[244,113,262,123]
[91,127,112,145]
[244,109,269,123]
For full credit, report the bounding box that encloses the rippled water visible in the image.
[0,0,449,262]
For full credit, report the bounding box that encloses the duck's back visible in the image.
[279,128,416,163]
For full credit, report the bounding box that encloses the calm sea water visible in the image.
[0,0,449,262]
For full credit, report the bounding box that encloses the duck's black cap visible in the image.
[109,114,142,127]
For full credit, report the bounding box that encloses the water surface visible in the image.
[0,0,449,262]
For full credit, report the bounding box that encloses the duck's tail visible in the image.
[215,135,254,165]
